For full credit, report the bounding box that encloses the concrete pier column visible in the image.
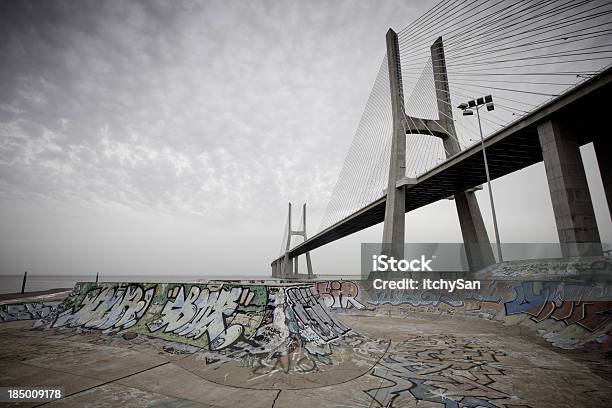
[455,192,495,269]
[283,258,292,277]
[382,29,406,259]
[302,203,314,278]
[306,252,313,279]
[282,203,292,278]
[593,136,612,219]
[537,117,602,256]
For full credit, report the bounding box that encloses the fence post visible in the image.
[21,271,27,294]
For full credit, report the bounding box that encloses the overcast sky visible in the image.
[0,0,610,278]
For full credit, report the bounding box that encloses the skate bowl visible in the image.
[325,256,612,351]
[2,258,611,406]
[26,257,611,392]
[27,256,612,358]
[33,281,390,390]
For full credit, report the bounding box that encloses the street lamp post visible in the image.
[458,95,503,263]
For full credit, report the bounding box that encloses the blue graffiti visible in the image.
[503,282,556,316]
[368,289,501,308]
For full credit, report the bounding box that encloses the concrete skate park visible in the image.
[1,256,611,408]
[1,3,612,406]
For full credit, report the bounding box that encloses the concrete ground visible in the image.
[1,311,611,408]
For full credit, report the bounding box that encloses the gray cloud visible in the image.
[0,0,431,275]
[0,1,430,222]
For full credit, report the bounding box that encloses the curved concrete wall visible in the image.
[35,272,612,352]
[0,301,61,322]
[37,282,353,353]
[315,278,612,350]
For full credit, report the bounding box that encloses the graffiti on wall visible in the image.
[314,281,365,310]
[363,278,612,338]
[137,284,266,350]
[367,285,502,308]
[45,282,361,355]
[201,286,388,383]
[51,284,155,330]
[286,286,350,342]
[0,301,61,322]
[504,281,612,332]
[39,281,390,384]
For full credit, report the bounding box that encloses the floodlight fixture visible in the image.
[462,109,474,116]
[457,102,469,110]
[486,102,495,111]
[476,97,484,105]
[484,94,493,103]
[468,99,476,107]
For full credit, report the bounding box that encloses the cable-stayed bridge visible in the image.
[272,0,612,278]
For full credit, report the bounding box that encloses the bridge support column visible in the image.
[305,252,313,279]
[275,260,282,278]
[538,118,602,257]
[431,37,495,270]
[593,136,612,219]
[299,203,314,278]
[455,192,495,269]
[382,29,406,259]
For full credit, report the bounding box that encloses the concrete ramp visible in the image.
[10,272,612,406]
[1,301,61,322]
[36,281,388,389]
[29,260,612,396]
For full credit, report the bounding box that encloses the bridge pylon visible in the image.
[272,203,315,279]
[382,29,495,271]
[381,28,407,261]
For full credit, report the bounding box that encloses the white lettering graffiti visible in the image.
[53,285,154,330]
[147,286,248,350]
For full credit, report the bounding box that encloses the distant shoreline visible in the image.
[0,288,71,303]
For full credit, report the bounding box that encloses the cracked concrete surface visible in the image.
[1,309,611,407]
